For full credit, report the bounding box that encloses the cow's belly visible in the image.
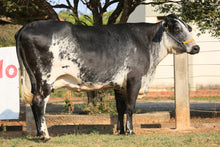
[53,75,114,92]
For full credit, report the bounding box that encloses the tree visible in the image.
[51,0,219,37]
[59,10,120,25]
[153,0,219,38]
[51,0,143,25]
[1,0,219,37]
[0,0,59,24]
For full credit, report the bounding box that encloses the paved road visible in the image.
[46,102,220,117]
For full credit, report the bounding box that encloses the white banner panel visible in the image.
[0,47,19,120]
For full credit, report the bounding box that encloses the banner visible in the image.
[0,47,19,120]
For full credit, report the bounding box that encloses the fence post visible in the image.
[174,53,190,129]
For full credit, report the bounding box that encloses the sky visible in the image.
[50,0,117,15]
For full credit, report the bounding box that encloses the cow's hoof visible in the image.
[130,131,136,135]
[127,130,136,135]
[118,131,125,135]
[43,138,51,143]
[40,136,51,142]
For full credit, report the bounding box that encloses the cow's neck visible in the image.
[140,24,169,94]
[149,24,169,69]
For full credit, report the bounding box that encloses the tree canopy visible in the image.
[155,0,219,38]
[0,0,59,24]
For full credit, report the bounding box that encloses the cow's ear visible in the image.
[164,13,177,26]
[163,16,171,32]
[167,14,177,19]
[163,14,176,32]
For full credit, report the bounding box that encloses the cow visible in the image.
[15,14,199,141]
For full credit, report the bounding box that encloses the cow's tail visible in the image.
[15,28,36,105]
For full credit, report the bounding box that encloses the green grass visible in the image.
[138,96,220,102]
[191,97,220,101]
[0,24,22,47]
[0,132,220,146]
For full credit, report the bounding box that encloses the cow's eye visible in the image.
[174,26,181,32]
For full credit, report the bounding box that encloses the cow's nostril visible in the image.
[193,45,200,53]
[194,45,200,51]
[189,45,200,54]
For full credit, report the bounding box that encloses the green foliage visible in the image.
[0,124,6,132]
[79,15,94,26]
[1,0,58,24]
[79,91,117,114]
[58,10,94,25]
[71,91,87,97]
[58,10,120,25]
[63,98,74,114]
[62,90,75,114]
[1,0,34,24]
[192,96,220,102]
[50,88,117,114]
[50,88,87,98]
[51,89,66,98]
[3,1,21,14]
[58,10,76,24]
[103,11,121,25]
[155,0,220,38]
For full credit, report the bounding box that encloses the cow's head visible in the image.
[163,14,200,55]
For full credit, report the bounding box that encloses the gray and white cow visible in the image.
[15,14,199,141]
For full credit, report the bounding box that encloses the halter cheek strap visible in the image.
[164,26,195,51]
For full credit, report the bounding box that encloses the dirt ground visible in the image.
[1,98,220,138]
[1,116,220,138]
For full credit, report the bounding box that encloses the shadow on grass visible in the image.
[25,136,42,143]
[48,124,115,137]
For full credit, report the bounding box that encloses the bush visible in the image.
[79,90,117,114]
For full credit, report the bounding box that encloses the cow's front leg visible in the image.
[126,75,141,135]
[31,95,50,141]
[114,90,126,134]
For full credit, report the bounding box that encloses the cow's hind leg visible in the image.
[126,75,141,135]
[114,90,126,134]
[31,95,50,141]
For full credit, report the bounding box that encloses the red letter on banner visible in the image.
[5,65,17,78]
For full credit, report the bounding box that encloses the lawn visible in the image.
[0,131,219,147]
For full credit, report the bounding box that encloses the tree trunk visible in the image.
[90,0,103,25]
[107,1,123,24]
[120,0,132,23]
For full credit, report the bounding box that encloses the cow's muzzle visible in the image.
[189,45,200,55]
